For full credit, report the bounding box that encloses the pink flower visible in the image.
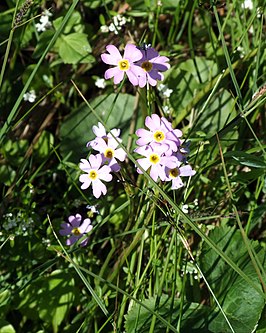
[59,214,93,246]
[135,143,178,182]
[165,163,196,189]
[136,114,182,153]
[136,47,170,87]
[79,154,112,198]
[87,122,121,149]
[92,137,127,172]
[101,44,145,86]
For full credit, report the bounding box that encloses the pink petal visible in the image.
[171,177,184,189]
[113,70,125,84]
[101,53,118,66]
[180,165,196,177]
[145,114,161,130]
[115,148,127,161]
[92,122,106,137]
[124,44,143,62]
[79,218,92,233]
[105,45,122,61]
[136,157,151,171]
[92,180,107,198]
[79,159,91,172]
[104,67,120,80]
[126,69,139,86]
[79,174,91,189]
[138,75,147,88]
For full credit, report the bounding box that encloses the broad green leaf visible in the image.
[201,226,265,333]
[17,270,78,331]
[32,30,55,59]
[38,270,76,332]
[0,320,15,333]
[33,130,54,159]
[224,151,266,168]
[53,11,83,34]
[57,33,93,64]
[125,295,212,332]
[59,93,136,162]
[179,57,219,84]
[194,89,237,138]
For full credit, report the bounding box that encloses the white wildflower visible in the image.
[158,83,173,98]
[242,0,253,10]
[23,90,36,103]
[36,10,52,32]
[100,25,109,33]
[95,78,106,89]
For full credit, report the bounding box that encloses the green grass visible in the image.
[0,0,266,332]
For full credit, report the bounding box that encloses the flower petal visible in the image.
[105,45,122,61]
[124,44,143,62]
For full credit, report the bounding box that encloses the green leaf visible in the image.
[224,151,266,168]
[53,11,83,34]
[200,226,265,333]
[32,30,55,59]
[125,295,212,332]
[0,320,15,333]
[57,33,93,64]
[33,131,54,159]
[17,270,78,331]
[59,93,136,162]
[38,270,76,332]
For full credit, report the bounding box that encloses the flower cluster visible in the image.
[100,14,128,35]
[101,44,170,87]
[59,214,93,247]
[23,90,36,103]
[79,122,126,198]
[135,114,196,189]
[35,9,52,32]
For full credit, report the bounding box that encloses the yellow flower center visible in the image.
[118,59,130,71]
[104,148,114,159]
[72,227,81,236]
[89,170,98,180]
[141,61,153,72]
[149,153,160,165]
[169,168,180,178]
[153,130,165,142]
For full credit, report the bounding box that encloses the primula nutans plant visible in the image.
[101,43,170,87]
[77,117,195,202]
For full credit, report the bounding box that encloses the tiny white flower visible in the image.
[35,10,52,32]
[118,16,127,26]
[158,83,173,98]
[95,78,106,89]
[162,105,170,114]
[109,22,120,34]
[100,25,109,33]
[181,204,189,214]
[86,205,99,214]
[242,0,253,10]
[163,88,173,98]
[23,90,36,103]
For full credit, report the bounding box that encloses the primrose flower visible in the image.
[79,154,112,198]
[101,44,145,86]
[92,137,127,172]
[136,114,182,153]
[135,143,178,182]
[59,214,93,246]
[165,163,196,189]
[136,46,170,88]
[87,122,121,149]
